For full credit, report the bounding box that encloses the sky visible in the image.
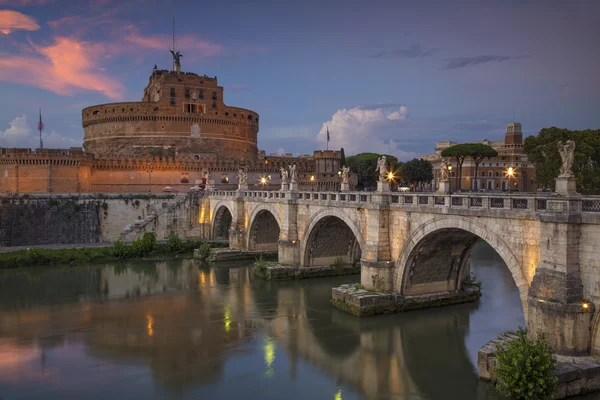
[0,0,599,160]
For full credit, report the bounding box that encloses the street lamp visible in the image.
[507,167,514,194]
[146,162,153,193]
[260,176,267,189]
[448,165,453,192]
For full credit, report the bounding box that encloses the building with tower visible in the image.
[0,53,346,194]
[419,122,538,192]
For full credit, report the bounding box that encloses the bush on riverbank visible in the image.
[493,327,557,400]
[0,235,223,269]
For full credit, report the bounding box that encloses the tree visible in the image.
[524,127,600,193]
[493,327,557,400]
[340,147,346,168]
[346,152,399,190]
[399,159,434,190]
[441,143,498,191]
[468,144,498,190]
[440,144,470,191]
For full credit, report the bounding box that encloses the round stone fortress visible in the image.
[82,69,259,160]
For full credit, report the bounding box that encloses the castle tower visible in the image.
[505,122,522,146]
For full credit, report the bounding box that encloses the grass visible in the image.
[0,239,226,269]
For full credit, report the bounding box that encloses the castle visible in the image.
[1,62,345,193]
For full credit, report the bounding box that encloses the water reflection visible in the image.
[1,245,600,400]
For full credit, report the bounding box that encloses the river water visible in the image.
[1,242,599,400]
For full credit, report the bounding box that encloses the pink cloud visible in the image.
[0,10,40,34]
[0,37,124,99]
[123,31,223,56]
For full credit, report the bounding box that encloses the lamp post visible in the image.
[507,167,514,194]
[448,165,453,193]
[146,162,153,193]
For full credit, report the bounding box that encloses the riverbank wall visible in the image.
[0,193,202,247]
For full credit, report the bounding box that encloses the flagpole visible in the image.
[38,109,44,149]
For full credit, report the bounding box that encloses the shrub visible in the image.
[197,242,212,260]
[332,257,345,271]
[493,327,557,400]
[167,234,183,252]
[25,248,45,264]
[112,241,129,259]
[461,273,481,290]
[130,232,156,257]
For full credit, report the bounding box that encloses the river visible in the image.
[1,242,599,400]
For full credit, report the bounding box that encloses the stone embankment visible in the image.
[479,332,600,399]
[331,284,481,317]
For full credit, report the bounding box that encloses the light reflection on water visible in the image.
[1,243,600,400]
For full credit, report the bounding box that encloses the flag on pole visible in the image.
[38,109,44,132]
[38,109,44,149]
[326,127,330,143]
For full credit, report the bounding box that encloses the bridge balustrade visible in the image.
[205,190,600,214]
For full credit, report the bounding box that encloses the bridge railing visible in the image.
[206,190,600,214]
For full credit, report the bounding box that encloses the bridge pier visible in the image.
[527,195,595,355]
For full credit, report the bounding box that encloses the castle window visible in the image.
[170,98,176,106]
[92,110,100,115]
[185,88,190,99]
[488,171,492,177]
[193,154,200,161]
[130,108,134,112]
[170,87,175,96]
[199,90,204,99]
[248,115,253,120]
[122,108,125,112]
[212,91,217,100]
[180,173,189,184]
[192,92,197,100]
[161,125,165,129]
[233,114,237,117]
[225,112,229,116]
[212,101,217,108]
[154,107,159,112]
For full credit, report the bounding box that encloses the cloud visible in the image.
[0,36,124,99]
[369,44,438,59]
[0,0,54,5]
[0,10,40,34]
[0,114,81,149]
[122,30,223,56]
[316,105,417,161]
[442,55,531,69]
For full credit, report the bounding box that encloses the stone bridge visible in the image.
[199,188,600,356]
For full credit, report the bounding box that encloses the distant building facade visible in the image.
[419,122,538,192]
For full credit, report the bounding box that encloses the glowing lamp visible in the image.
[310,175,315,181]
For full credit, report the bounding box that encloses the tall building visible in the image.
[419,122,538,192]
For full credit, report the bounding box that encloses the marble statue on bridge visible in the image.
[289,164,298,183]
[376,156,388,183]
[558,140,576,178]
[237,168,247,187]
[280,167,288,184]
[341,165,350,184]
[440,159,450,181]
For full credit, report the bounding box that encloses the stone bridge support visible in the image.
[360,194,395,292]
[527,197,594,355]
[278,195,300,265]
[229,192,248,251]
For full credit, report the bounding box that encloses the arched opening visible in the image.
[304,216,361,267]
[213,206,232,240]
[402,228,478,296]
[248,210,280,251]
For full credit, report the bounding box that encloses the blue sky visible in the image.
[0,0,598,159]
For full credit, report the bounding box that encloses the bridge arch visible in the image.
[394,216,529,316]
[247,204,281,251]
[212,203,233,240]
[301,209,364,267]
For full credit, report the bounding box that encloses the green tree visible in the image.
[440,144,470,191]
[493,327,557,400]
[468,144,498,190]
[524,127,600,193]
[399,159,434,190]
[340,147,346,168]
[441,143,498,191]
[346,152,399,190]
